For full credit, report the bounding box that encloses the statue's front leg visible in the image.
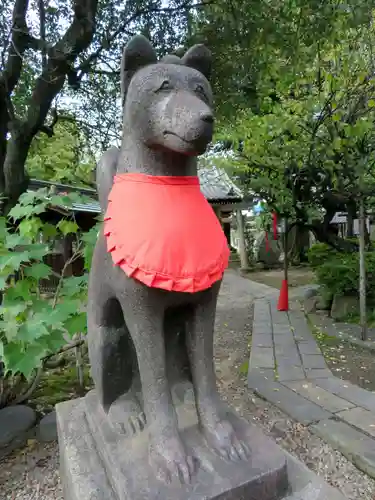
[186,283,249,461]
[119,294,195,484]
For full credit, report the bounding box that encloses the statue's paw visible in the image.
[202,419,250,462]
[127,411,147,434]
[149,434,196,485]
[108,396,146,436]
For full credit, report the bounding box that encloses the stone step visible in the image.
[312,418,375,479]
[336,407,375,438]
[315,377,375,413]
[248,373,331,425]
[282,381,355,413]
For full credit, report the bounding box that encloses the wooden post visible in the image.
[359,197,367,340]
[236,209,249,270]
[283,217,289,283]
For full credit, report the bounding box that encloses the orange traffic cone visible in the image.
[277,279,289,311]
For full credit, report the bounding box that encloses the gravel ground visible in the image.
[1,272,374,499]
[316,332,375,392]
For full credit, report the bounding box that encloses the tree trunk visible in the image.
[0,0,99,214]
[2,131,32,213]
[346,207,355,238]
[359,198,367,341]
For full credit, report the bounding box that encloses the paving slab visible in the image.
[277,365,306,382]
[336,407,375,438]
[273,325,293,335]
[312,419,375,480]
[273,335,297,347]
[247,367,275,380]
[297,342,322,355]
[276,353,302,366]
[315,377,375,412]
[283,381,355,413]
[252,335,274,348]
[274,344,300,356]
[248,373,331,425]
[252,323,273,335]
[250,346,275,369]
[305,368,332,379]
[301,354,327,370]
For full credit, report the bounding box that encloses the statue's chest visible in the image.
[103,173,229,293]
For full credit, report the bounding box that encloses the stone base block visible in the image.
[56,390,347,500]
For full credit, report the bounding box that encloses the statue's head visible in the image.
[121,35,214,156]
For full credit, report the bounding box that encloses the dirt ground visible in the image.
[314,330,375,392]
[244,267,315,290]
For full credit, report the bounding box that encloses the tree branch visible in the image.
[2,0,99,212]
[40,107,58,137]
[1,0,30,95]
[37,0,47,68]
[77,0,211,78]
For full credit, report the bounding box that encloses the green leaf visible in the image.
[42,307,73,328]
[3,342,46,379]
[17,319,50,342]
[0,339,3,358]
[57,220,79,235]
[9,202,47,221]
[18,217,43,239]
[0,319,20,342]
[0,251,30,272]
[1,301,28,318]
[0,217,7,239]
[27,244,49,260]
[5,279,32,300]
[60,275,88,295]
[44,329,66,352]
[56,299,82,316]
[42,223,58,238]
[24,262,52,280]
[5,233,29,249]
[64,312,87,336]
[0,276,7,291]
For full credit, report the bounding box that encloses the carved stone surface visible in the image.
[56,388,348,500]
[86,34,249,486]
[57,389,289,500]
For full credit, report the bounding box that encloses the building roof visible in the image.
[29,168,242,214]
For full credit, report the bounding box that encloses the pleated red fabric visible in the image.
[104,173,230,293]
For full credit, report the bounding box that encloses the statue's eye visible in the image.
[195,84,207,100]
[156,80,172,92]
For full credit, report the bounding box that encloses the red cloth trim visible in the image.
[104,173,230,293]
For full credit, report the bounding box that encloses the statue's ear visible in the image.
[120,35,157,105]
[181,44,212,80]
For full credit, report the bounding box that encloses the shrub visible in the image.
[314,250,375,299]
[0,188,99,407]
[307,243,338,270]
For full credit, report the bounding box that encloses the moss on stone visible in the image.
[30,364,93,412]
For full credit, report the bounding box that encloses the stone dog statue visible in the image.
[87,34,249,486]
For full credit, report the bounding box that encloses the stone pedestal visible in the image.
[56,390,347,500]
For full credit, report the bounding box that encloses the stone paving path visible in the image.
[247,290,375,480]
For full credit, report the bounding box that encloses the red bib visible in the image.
[104,173,229,293]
